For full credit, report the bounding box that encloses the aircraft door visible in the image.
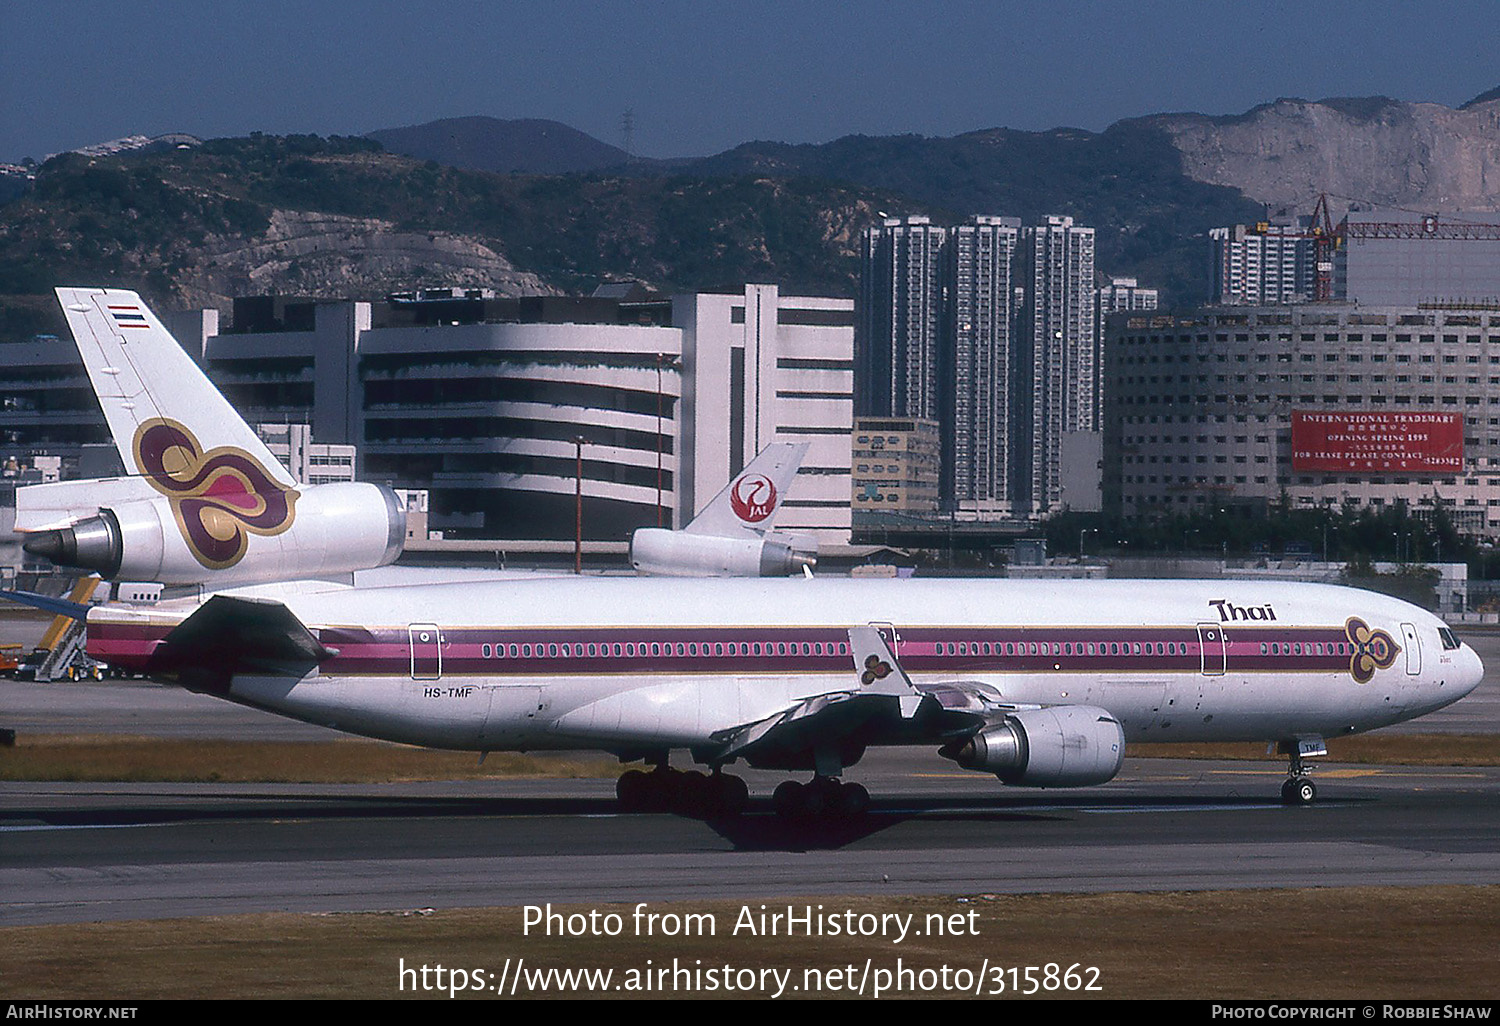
[1400,622,1421,675]
[482,686,545,745]
[409,623,442,680]
[1196,623,1226,676]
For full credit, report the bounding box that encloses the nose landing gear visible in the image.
[1279,743,1320,805]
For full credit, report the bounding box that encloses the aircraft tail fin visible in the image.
[54,287,295,488]
[685,442,809,538]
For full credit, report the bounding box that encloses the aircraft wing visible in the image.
[706,627,1010,769]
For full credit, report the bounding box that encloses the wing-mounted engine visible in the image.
[941,706,1125,787]
[629,528,816,577]
[18,477,404,587]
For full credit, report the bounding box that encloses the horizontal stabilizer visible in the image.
[147,595,335,688]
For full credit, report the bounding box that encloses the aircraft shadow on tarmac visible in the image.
[3,791,1320,852]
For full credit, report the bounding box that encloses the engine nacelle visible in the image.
[942,705,1125,788]
[22,481,405,587]
[630,528,816,577]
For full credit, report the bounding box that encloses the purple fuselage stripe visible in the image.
[88,622,1364,678]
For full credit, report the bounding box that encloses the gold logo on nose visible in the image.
[1345,617,1401,684]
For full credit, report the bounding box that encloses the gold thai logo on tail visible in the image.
[132,418,297,570]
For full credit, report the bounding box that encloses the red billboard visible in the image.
[1291,411,1463,473]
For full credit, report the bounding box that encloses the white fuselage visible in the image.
[92,576,1485,757]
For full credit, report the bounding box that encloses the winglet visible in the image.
[847,626,924,717]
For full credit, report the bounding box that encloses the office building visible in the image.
[858,214,1105,523]
[947,216,1021,510]
[1016,215,1099,512]
[1210,222,1316,305]
[851,417,940,519]
[1105,302,1500,536]
[857,216,947,422]
[676,285,854,544]
[1337,210,1500,306]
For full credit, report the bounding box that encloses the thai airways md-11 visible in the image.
[9,289,1486,819]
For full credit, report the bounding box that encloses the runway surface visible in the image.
[3,616,1499,927]
[4,754,1499,926]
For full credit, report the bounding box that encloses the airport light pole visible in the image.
[1079,527,1098,560]
[575,436,585,575]
[656,354,664,528]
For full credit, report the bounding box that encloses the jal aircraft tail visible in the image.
[53,287,295,488]
[684,442,810,538]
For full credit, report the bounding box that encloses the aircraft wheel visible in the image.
[616,770,650,811]
[1281,777,1317,805]
[772,780,804,818]
[708,773,749,817]
[674,770,712,815]
[797,777,842,820]
[837,781,871,817]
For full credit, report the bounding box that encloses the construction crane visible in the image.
[1308,193,1338,302]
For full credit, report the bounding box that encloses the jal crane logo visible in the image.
[729,472,778,524]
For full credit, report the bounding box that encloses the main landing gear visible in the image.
[772,776,870,821]
[614,756,873,821]
[1280,748,1318,806]
[615,763,749,818]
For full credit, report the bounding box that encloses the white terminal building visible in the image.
[0,286,854,546]
[1104,302,1500,536]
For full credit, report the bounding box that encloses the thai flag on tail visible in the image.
[108,304,150,328]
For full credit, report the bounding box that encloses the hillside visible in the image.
[0,134,915,337]
[11,88,1498,341]
[366,116,636,174]
[1138,93,1500,215]
[675,121,1262,303]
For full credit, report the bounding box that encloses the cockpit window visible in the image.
[1437,627,1461,651]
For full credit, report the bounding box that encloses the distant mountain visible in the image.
[670,122,1262,304]
[367,116,636,174]
[0,133,911,339]
[9,89,1500,343]
[1460,85,1500,110]
[1136,94,1500,216]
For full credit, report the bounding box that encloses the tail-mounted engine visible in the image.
[941,705,1125,787]
[19,479,405,587]
[630,528,816,577]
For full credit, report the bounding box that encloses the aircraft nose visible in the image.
[1459,643,1485,699]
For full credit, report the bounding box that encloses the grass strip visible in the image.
[2,887,1496,999]
[0,734,620,782]
[3,733,1497,783]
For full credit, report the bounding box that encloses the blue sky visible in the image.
[3,0,1497,163]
